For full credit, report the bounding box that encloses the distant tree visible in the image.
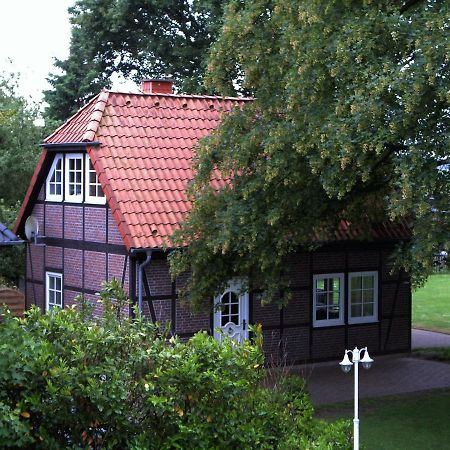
[44,0,227,122]
[0,72,46,285]
[0,73,43,206]
[170,0,450,307]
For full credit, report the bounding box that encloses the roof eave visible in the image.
[39,141,101,149]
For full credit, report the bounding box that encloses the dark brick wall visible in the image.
[64,206,83,240]
[45,204,63,238]
[26,182,411,363]
[26,199,128,313]
[144,260,172,296]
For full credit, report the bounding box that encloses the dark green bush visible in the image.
[0,280,351,449]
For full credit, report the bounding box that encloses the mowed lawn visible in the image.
[412,273,450,334]
[317,390,450,450]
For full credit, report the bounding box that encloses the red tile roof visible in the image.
[16,89,411,249]
[45,91,250,249]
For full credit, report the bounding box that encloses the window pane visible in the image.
[316,306,327,321]
[55,185,61,195]
[351,290,362,304]
[49,277,55,289]
[362,289,374,303]
[351,276,362,290]
[363,304,374,317]
[316,279,325,291]
[331,290,340,305]
[316,292,327,307]
[222,303,230,316]
[231,303,239,315]
[328,307,339,320]
[56,277,61,290]
[230,314,239,324]
[49,290,55,303]
[363,276,374,289]
[55,292,62,306]
[56,171,62,183]
[229,292,238,304]
[351,304,362,317]
[97,186,105,197]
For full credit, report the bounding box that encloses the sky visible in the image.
[0,0,136,106]
[0,1,74,103]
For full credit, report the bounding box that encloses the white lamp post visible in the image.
[339,347,374,450]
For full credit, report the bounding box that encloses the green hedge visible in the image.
[0,280,351,449]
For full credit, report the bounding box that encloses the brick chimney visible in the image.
[141,79,173,94]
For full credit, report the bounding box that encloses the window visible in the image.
[65,154,84,202]
[85,155,106,204]
[46,272,63,310]
[313,273,344,327]
[46,155,63,201]
[46,153,106,204]
[348,271,378,324]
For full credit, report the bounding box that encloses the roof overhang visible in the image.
[40,141,101,149]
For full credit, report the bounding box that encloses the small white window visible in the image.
[348,271,378,324]
[313,273,344,327]
[46,155,63,201]
[65,154,83,202]
[46,272,63,310]
[85,155,106,204]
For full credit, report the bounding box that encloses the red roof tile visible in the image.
[16,89,411,249]
[45,91,250,249]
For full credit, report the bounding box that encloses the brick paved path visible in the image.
[291,330,450,405]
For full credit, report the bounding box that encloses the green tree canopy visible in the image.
[44,0,227,122]
[170,0,450,307]
[0,73,42,206]
[0,72,45,284]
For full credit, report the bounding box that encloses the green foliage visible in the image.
[0,73,43,206]
[0,280,351,449]
[170,0,450,306]
[0,201,24,285]
[0,72,45,283]
[44,0,227,122]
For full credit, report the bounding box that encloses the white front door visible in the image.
[213,283,249,343]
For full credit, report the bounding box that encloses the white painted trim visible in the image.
[84,154,106,205]
[45,271,63,311]
[213,280,249,342]
[64,153,84,203]
[45,155,63,202]
[312,273,345,327]
[348,271,378,324]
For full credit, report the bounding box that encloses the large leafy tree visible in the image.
[0,74,43,206]
[44,0,226,122]
[170,0,449,307]
[0,73,44,284]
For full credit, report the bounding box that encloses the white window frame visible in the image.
[46,271,63,311]
[46,155,63,202]
[85,154,106,205]
[348,271,378,324]
[313,273,345,327]
[64,153,84,203]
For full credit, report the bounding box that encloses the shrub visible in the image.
[0,280,351,449]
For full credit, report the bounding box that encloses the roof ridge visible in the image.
[44,93,101,143]
[82,90,110,142]
[106,90,253,102]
